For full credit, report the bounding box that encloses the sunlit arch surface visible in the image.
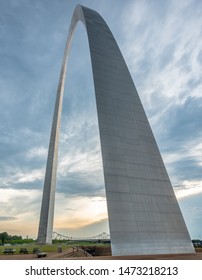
[37,5,194,256]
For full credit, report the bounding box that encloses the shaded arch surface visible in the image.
[37,5,194,256]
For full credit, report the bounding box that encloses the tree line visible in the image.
[0,232,34,245]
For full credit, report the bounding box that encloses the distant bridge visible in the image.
[52,231,110,242]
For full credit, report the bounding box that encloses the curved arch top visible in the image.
[37,5,194,256]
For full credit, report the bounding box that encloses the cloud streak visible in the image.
[0,217,17,221]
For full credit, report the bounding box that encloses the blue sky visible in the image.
[0,0,202,239]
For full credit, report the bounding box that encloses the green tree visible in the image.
[0,232,9,245]
[11,235,22,240]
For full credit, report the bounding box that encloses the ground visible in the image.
[0,248,202,260]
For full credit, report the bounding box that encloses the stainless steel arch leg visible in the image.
[37,5,194,256]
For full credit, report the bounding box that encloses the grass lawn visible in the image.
[0,244,68,254]
[0,241,110,255]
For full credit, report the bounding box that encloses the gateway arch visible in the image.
[37,5,194,256]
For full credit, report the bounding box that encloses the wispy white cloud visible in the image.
[121,0,202,112]
[0,188,41,237]
[25,146,47,160]
[119,0,202,198]
[163,138,202,167]
[0,168,44,187]
[54,192,108,237]
[175,180,202,199]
